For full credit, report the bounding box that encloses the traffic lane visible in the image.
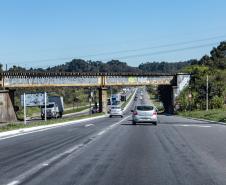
[0,101,137,185]
[0,116,129,185]
[18,115,226,185]
[158,114,226,172]
[158,114,213,125]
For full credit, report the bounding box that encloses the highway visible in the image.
[1,90,226,185]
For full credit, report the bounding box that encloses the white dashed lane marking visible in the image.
[85,124,94,127]
[174,124,212,128]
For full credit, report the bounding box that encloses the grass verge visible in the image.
[148,93,164,113]
[64,106,90,114]
[121,91,134,109]
[0,113,105,133]
[177,109,226,123]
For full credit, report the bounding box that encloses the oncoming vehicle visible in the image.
[41,96,64,119]
[131,105,157,125]
[41,102,61,119]
[109,106,123,118]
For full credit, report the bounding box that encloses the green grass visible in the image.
[148,93,164,112]
[16,107,41,120]
[64,105,90,114]
[178,109,226,123]
[121,92,134,109]
[0,113,105,133]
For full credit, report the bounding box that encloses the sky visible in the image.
[0,0,226,69]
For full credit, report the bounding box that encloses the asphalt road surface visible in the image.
[1,89,226,185]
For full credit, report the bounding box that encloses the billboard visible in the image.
[21,93,47,107]
[128,77,137,83]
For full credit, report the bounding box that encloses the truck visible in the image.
[41,96,64,119]
[111,94,121,105]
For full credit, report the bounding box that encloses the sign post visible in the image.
[23,93,26,125]
[44,92,47,121]
[20,92,47,122]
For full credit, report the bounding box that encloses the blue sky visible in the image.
[0,0,226,69]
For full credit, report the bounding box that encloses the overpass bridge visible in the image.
[0,72,176,88]
[0,72,190,122]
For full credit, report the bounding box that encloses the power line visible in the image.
[102,42,218,61]
[4,35,225,66]
[77,35,226,58]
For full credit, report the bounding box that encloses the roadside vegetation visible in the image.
[176,42,226,122]
[178,108,226,123]
[63,105,90,114]
[14,88,93,120]
[146,85,164,113]
[121,91,133,109]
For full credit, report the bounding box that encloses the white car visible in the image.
[109,106,123,118]
[132,105,158,125]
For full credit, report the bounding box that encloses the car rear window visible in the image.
[136,106,154,111]
[111,107,121,109]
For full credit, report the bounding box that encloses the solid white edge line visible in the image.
[6,180,20,185]
[174,124,212,128]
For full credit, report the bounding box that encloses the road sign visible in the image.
[21,93,47,107]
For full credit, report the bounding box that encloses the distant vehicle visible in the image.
[107,98,111,105]
[111,94,121,105]
[41,96,64,119]
[131,105,157,125]
[134,95,138,101]
[120,94,127,101]
[109,106,123,118]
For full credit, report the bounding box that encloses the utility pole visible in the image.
[206,75,209,111]
[24,93,26,125]
[111,87,113,106]
[44,92,47,121]
[89,88,92,115]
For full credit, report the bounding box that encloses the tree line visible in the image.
[2,59,191,74]
[177,41,226,111]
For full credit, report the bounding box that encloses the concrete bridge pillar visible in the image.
[0,90,17,123]
[0,76,3,88]
[172,86,178,113]
[98,87,108,114]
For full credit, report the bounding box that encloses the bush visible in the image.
[210,96,224,109]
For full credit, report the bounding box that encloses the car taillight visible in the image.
[153,112,157,116]
[133,111,138,115]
